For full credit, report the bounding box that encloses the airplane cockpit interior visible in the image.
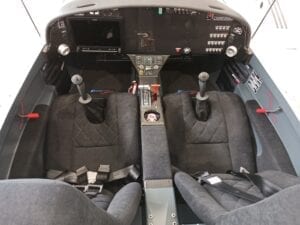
[0,1,299,225]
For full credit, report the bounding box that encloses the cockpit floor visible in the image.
[160,70,217,95]
[69,62,133,94]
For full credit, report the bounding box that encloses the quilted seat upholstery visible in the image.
[46,93,139,172]
[163,91,255,174]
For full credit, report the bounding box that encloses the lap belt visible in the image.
[227,170,282,197]
[197,169,282,203]
[199,175,262,203]
[47,164,140,197]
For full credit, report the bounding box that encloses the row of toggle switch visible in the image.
[207,41,225,46]
[209,33,228,39]
[205,48,223,53]
[215,25,231,31]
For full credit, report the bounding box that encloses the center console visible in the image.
[128,54,179,225]
[128,55,169,125]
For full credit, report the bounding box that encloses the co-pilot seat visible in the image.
[163,72,300,225]
[45,74,141,225]
[164,72,255,175]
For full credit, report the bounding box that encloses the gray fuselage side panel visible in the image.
[235,55,300,175]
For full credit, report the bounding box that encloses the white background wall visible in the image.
[0,0,43,128]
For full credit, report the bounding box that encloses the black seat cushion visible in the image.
[91,190,114,210]
[175,171,300,225]
[0,179,141,225]
[46,93,139,172]
[163,91,255,174]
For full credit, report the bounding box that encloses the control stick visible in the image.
[71,74,105,124]
[196,72,210,101]
[71,74,92,104]
[195,72,210,121]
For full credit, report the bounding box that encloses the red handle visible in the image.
[19,113,40,119]
[256,108,267,114]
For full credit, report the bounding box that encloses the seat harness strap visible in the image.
[199,175,263,203]
[47,164,140,197]
[227,170,282,197]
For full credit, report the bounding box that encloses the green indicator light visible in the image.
[158,7,163,15]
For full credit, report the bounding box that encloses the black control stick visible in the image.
[71,74,92,104]
[71,74,106,124]
[195,72,210,121]
[196,72,210,101]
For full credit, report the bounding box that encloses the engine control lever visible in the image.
[71,74,92,104]
[196,72,210,101]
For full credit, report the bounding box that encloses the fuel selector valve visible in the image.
[195,72,211,121]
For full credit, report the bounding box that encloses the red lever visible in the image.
[256,107,281,114]
[19,113,40,119]
[256,108,267,114]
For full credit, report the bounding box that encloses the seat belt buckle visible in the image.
[76,166,89,184]
[96,164,110,183]
[196,171,210,183]
[74,184,103,198]
[239,167,250,174]
[200,175,222,185]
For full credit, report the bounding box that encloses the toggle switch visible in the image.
[151,84,160,102]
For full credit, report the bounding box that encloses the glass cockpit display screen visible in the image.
[70,19,121,47]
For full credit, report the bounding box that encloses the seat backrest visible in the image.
[46,93,139,172]
[163,91,256,174]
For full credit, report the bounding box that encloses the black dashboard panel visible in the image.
[48,7,250,57]
[70,19,121,47]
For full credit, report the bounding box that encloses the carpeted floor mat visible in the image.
[160,70,217,95]
[69,62,133,94]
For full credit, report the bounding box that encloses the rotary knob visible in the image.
[225,46,238,58]
[57,44,70,56]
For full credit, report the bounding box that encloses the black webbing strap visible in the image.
[227,171,282,197]
[46,166,89,184]
[108,165,140,182]
[47,164,140,184]
[200,175,263,203]
[47,165,140,198]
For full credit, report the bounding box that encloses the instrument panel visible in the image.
[48,7,250,58]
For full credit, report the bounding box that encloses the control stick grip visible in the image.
[71,74,92,104]
[197,72,210,100]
